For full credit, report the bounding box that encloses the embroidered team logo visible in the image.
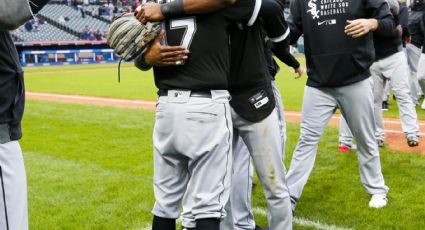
[307,0,320,19]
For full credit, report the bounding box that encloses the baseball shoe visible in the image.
[382,101,389,111]
[255,225,269,230]
[407,136,420,147]
[338,145,351,152]
[421,100,425,110]
[369,193,388,208]
[377,139,385,148]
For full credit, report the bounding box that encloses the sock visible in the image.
[195,218,220,230]
[152,215,176,230]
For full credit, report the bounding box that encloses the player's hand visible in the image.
[135,3,164,24]
[405,35,412,44]
[294,66,304,79]
[395,25,403,38]
[144,30,189,67]
[345,19,378,38]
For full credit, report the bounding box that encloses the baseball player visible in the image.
[0,0,50,229]
[138,1,301,229]
[406,0,425,106]
[134,0,264,229]
[382,0,410,109]
[285,0,394,210]
[219,2,304,229]
[339,0,420,149]
[417,8,425,109]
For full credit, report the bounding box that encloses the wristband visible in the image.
[160,0,185,19]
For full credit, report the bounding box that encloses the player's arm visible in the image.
[136,0,236,23]
[345,0,396,38]
[260,0,303,77]
[0,0,50,31]
[134,30,189,71]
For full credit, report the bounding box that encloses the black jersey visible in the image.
[153,0,261,91]
[229,0,290,122]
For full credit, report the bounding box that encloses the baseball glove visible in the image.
[107,13,161,61]
[386,0,400,16]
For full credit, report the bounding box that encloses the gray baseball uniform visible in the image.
[222,81,287,230]
[406,44,423,103]
[371,51,420,142]
[287,78,389,206]
[146,1,262,227]
[286,0,392,209]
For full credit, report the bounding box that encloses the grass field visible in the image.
[24,60,425,119]
[21,62,425,229]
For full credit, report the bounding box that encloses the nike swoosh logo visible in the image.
[318,20,328,25]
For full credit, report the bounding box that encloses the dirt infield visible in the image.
[27,92,425,154]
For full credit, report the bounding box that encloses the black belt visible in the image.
[158,89,212,98]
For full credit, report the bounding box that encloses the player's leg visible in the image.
[220,136,255,230]
[417,54,425,109]
[385,52,420,144]
[370,60,386,146]
[285,85,336,210]
[0,141,28,230]
[271,80,286,156]
[179,90,233,230]
[337,78,389,208]
[152,97,190,228]
[382,83,390,109]
[338,115,354,151]
[232,108,292,230]
[406,43,422,104]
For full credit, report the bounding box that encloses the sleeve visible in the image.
[399,4,409,38]
[259,0,300,69]
[0,0,34,31]
[134,52,153,71]
[366,0,397,37]
[259,0,288,39]
[221,0,261,26]
[288,0,303,45]
[271,40,300,69]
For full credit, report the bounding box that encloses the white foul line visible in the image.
[138,208,352,230]
[253,207,353,230]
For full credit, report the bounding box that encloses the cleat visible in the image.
[369,193,388,208]
[407,136,419,147]
[377,139,385,148]
[338,145,351,152]
[382,101,389,111]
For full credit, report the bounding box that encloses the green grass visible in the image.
[24,61,425,120]
[22,100,425,229]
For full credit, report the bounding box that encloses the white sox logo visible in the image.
[307,0,320,19]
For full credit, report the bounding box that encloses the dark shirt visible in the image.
[289,0,396,87]
[0,32,24,140]
[229,0,296,122]
[408,10,424,49]
[153,0,260,91]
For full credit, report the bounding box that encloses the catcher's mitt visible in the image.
[107,13,161,61]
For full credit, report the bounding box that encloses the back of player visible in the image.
[148,0,261,229]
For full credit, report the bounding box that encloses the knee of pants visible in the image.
[299,127,323,144]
